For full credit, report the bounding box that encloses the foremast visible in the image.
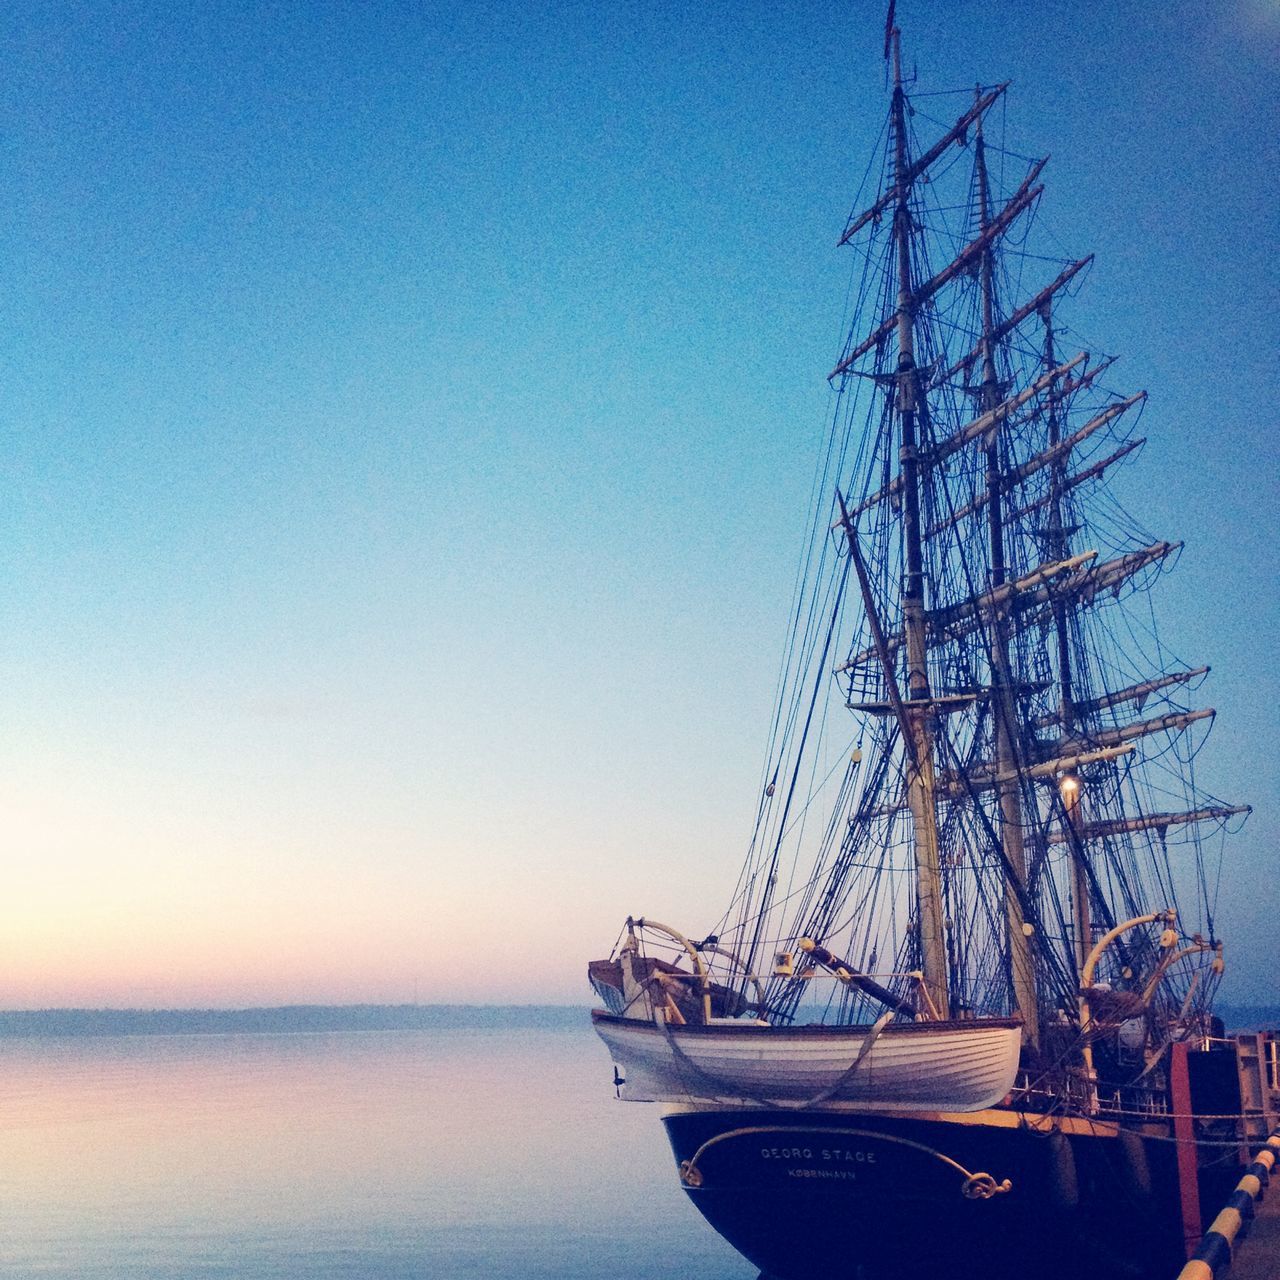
[879,33,1051,1034]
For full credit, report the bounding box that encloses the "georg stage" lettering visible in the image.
[759,1146,877,1163]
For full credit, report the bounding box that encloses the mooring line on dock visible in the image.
[1174,1125,1280,1280]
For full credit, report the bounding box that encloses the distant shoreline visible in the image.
[0,1002,1272,1037]
[0,1004,591,1037]
[1218,1005,1280,1033]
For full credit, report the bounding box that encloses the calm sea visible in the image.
[0,1024,750,1278]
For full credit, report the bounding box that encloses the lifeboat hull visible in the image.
[591,1011,1022,1111]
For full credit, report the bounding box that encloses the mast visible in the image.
[1041,301,1092,982]
[745,21,1251,1052]
[889,29,949,1019]
[1042,310,1075,723]
[972,102,1039,1044]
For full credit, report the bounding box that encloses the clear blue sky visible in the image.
[0,1,1275,1006]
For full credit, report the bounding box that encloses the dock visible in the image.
[1231,1186,1280,1279]
[1177,1121,1280,1280]
[1230,1038,1280,1278]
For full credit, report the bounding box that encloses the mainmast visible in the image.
[889,29,949,1019]
[972,105,1039,1044]
[1040,305,1093,982]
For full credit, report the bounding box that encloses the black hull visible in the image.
[662,1108,1207,1280]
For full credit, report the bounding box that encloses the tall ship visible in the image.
[588,17,1271,1280]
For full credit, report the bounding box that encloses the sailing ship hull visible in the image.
[661,1105,1190,1280]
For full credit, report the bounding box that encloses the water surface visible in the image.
[0,1025,749,1278]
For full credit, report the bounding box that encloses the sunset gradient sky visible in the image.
[0,1,1275,1007]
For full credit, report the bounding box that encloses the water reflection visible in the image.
[0,1026,748,1278]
